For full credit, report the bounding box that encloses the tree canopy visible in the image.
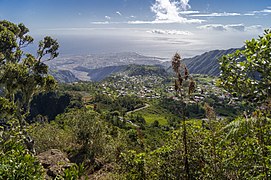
[219,29,271,106]
[0,20,59,123]
[0,20,60,179]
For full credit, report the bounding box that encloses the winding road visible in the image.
[126,103,150,115]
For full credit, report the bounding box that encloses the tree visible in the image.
[0,20,59,179]
[219,30,271,179]
[219,29,271,106]
[0,20,59,124]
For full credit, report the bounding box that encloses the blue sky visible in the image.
[1,0,271,58]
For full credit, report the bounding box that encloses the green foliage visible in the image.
[119,150,146,180]
[30,123,75,154]
[151,120,159,128]
[143,126,169,150]
[129,114,146,125]
[2,21,271,179]
[28,91,79,122]
[55,110,106,163]
[54,109,128,166]
[127,65,168,77]
[219,29,271,105]
[0,97,15,120]
[160,97,206,119]
[133,104,172,125]
[119,121,214,179]
[0,142,44,179]
[219,112,271,179]
[59,163,86,180]
[217,30,271,179]
[0,119,44,179]
[115,95,144,112]
[0,20,59,122]
[0,20,59,179]
[93,93,144,113]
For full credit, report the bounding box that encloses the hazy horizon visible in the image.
[1,0,271,58]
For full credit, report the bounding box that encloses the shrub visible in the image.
[0,119,45,179]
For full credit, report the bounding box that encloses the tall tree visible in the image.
[0,20,59,179]
[0,20,59,124]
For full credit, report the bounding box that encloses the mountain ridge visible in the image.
[47,48,241,82]
[183,48,240,76]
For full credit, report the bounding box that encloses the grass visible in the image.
[142,113,168,125]
[132,105,175,125]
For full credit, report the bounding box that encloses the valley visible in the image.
[1,18,271,179]
[48,48,239,83]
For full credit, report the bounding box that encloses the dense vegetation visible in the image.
[1,20,271,179]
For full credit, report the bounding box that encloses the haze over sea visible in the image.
[35,28,257,58]
[1,0,271,58]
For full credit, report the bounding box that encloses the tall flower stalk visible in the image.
[172,53,195,179]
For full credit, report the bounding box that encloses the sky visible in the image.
[0,0,271,58]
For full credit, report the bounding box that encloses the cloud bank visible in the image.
[190,12,241,17]
[198,24,263,32]
[148,29,193,35]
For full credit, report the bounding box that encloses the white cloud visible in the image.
[227,24,245,31]
[260,9,271,13]
[179,0,191,10]
[190,12,240,17]
[179,10,199,15]
[116,11,122,16]
[198,24,245,31]
[246,25,263,32]
[148,0,204,24]
[128,18,203,24]
[91,21,110,25]
[105,16,111,20]
[151,0,184,21]
[198,24,263,32]
[148,29,193,35]
[250,8,271,15]
[244,13,255,16]
[198,24,227,31]
[94,0,204,25]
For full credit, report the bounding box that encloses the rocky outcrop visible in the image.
[37,149,74,179]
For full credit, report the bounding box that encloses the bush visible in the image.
[30,123,75,154]
[0,120,45,179]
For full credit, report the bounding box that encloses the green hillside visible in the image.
[1,20,271,180]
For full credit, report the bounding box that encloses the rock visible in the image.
[37,149,74,179]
